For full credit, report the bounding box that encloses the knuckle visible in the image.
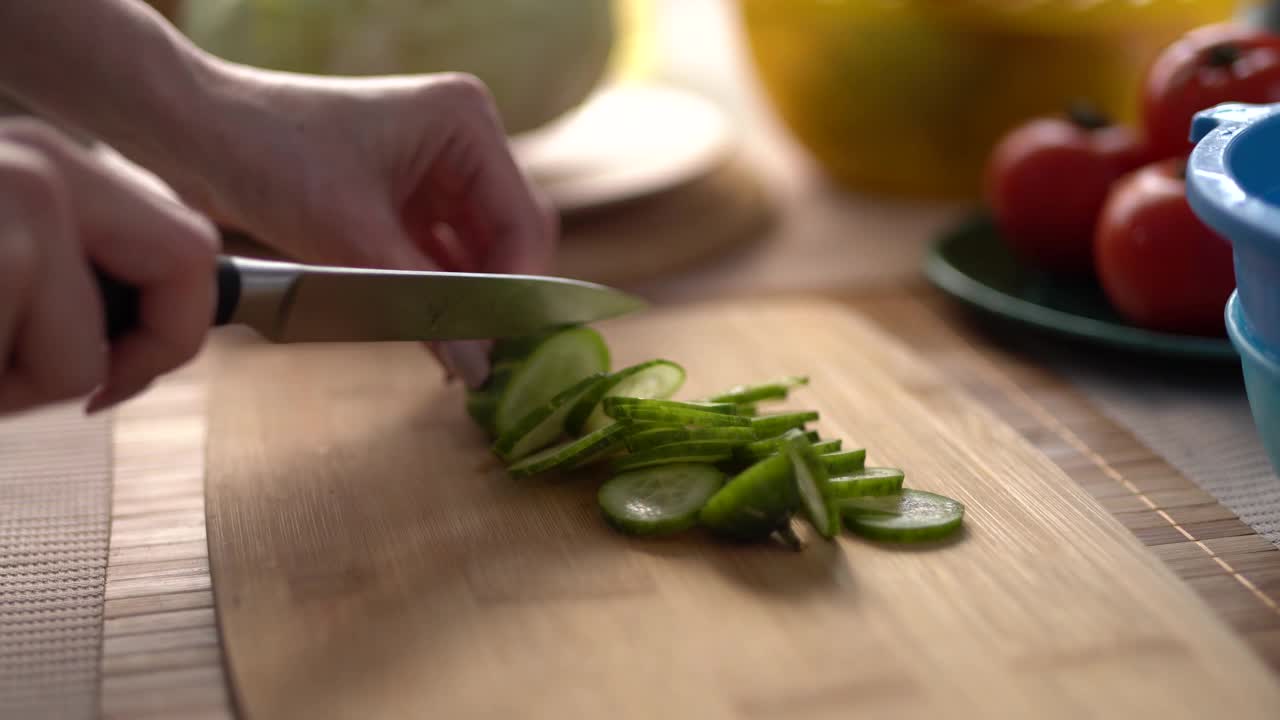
[0,143,64,217]
[433,72,499,113]
[0,118,72,160]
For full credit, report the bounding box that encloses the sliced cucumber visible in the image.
[494,327,610,436]
[841,489,965,542]
[821,449,867,474]
[625,426,757,453]
[708,376,809,404]
[811,439,842,455]
[464,360,520,437]
[598,464,726,536]
[739,430,820,460]
[507,422,630,477]
[603,397,738,416]
[605,403,752,427]
[733,403,759,417]
[611,441,736,472]
[828,467,905,499]
[751,411,819,438]
[698,453,797,540]
[784,430,837,539]
[567,359,686,435]
[493,374,608,461]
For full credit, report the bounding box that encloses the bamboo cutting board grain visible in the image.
[206,298,1280,720]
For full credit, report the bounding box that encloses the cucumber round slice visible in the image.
[785,430,837,539]
[698,453,797,540]
[570,360,687,435]
[751,411,819,438]
[841,489,965,542]
[507,422,630,477]
[828,467,905,499]
[625,426,757,452]
[494,374,608,461]
[821,449,867,474]
[494,327,610,436]
[611,441,735,472]
[598,464,726,536]
[708,376,809,404]
[605,404,752,427]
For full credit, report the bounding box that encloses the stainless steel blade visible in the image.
[228,258,646,342]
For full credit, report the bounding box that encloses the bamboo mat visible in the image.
[0,405,111,720]
[72,287,1279,718]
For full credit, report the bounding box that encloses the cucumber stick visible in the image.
[494,327,610,436]
[625,426,757,452]
[612,441,736,472]
[708,376,808,404]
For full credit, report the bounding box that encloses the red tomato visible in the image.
[1094,158,1236,336]
[1142,23,1280,159]
[985,109,1154,277]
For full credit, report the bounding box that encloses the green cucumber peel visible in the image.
[707,376,809,404]
[611,440,737,473]
[828,467,905,499]
[821,449,867,474]
[698,452,798,540]
[751,411,820,438]
[625,426,757,453]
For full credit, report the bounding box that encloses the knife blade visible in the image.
[97,255,647,342]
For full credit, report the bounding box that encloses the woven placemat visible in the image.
[0,404,112,720]
[1060,364,1280,548]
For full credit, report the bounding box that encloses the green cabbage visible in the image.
[178,0,615,134]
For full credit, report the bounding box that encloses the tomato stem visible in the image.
[1066,100,1110,130]
[1206,42,1242,68]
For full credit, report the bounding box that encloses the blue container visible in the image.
[1225,292,1280,473]
[1188,102,1280,471]
[1188,103,1280,348]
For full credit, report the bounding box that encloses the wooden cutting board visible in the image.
[205,298,1280,720]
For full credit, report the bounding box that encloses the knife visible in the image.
[96,255,646,342]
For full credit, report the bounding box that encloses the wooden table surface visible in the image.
[92,1,1280,716]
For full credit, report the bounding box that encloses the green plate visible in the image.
[924,212,1237,362]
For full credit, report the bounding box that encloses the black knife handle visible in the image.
[96,256,242,340]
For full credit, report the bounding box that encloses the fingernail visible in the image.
[440,340,491,389]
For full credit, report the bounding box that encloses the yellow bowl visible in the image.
[736,0,1240,199]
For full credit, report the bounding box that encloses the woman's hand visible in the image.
[0,119,218,415]
[176,69,557,386]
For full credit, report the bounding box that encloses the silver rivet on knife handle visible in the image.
[221,257,303,341]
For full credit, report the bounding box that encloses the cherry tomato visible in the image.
[985,107,1154,277]
[1142,23,1280,159]
[1094,158,1236,337]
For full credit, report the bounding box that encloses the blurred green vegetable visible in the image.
[178,0,615,134]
